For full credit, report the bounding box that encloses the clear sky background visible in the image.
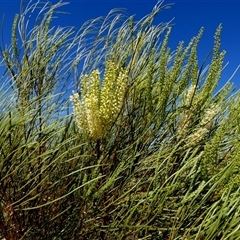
[0,0,240,90]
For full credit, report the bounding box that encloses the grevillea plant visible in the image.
[1,0,240,239]
[70,60,128,140]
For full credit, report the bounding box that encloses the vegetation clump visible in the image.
[1,0,240,239]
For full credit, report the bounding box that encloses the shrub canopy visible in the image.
[1,0,240,239]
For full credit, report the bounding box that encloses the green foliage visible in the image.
[1,0,240,239]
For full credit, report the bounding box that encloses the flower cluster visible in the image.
[100,61,128,131]
[70,60,128,140]
[177,84,198,136]
[184,84,197,107]
[186,104,220,147]
[177,84,220,147]
[200,104,220,129]
[81,70,102,140]
[70,92,88,133]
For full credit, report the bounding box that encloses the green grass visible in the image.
[1,1,240,239]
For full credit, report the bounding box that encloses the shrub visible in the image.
[1,0,240,239]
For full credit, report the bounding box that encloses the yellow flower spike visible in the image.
[81,70,102,140]
[100,61,128,131]
[177,84,198,137]
[70,92,88,135]
[200,104,220,129]
[186,127,209,147]
[185,103,220,148]
[100,61,117,121]
[184,84,198,107]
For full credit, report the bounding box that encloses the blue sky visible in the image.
[0,0,240,89]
